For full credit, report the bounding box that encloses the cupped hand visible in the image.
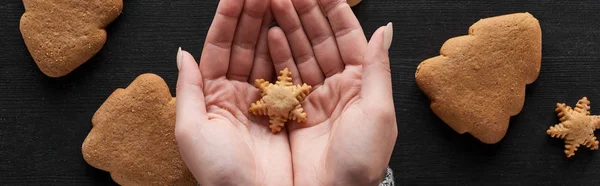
[174,0,293,185]
[269,0,398,185]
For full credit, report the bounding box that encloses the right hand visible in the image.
[174,0,293,185]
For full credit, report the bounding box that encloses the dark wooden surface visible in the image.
[2,0,600,185]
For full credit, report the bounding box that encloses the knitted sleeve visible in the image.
[379,167,395,186]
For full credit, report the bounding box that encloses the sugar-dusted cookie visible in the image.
[547,97,600,158]
[19,0,123,77]
[249,68,312,133]
[81,74,196,185]
[415,13,542,144]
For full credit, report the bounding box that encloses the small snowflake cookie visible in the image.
[249,68,312,133]
[547,97,600,158]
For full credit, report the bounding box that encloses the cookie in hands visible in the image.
[249,68,312,133]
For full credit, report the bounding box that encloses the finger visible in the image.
[319,0,368,66]
[199,0,245,80]
[271,0,325,86]
[268,26,303,85]
[358,24,397,173]
[174,48,208,181]
[227,0,268,82]
[291,0,344,76]
[175,48,207,138]
[249,4,275,83]
[361,23,394,110]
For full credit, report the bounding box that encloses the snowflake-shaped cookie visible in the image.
[547,97,600,158]
[249,68,312,133]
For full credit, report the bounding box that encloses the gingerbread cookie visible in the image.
[547,97,600,158]
[19,0,123,77]
[249,68,312,133]
[81,74,196,185]
[347,0,362,7]
[415,13,542,144]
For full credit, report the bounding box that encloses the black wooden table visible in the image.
[2,0,600,185]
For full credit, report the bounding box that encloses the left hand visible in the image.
[268,0,398,185]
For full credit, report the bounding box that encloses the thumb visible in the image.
[361,22,394,111]
[175,47,208,138]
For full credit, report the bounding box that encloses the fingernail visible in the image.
[176,47,182,70]
[384,22,393,50]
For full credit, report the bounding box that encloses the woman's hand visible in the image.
[174,0,293,185]
[269,0,397,185]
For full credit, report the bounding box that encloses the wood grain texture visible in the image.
[2,0,600,185]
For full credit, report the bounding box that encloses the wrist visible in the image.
[333,166,390,186]
[195,169,255,186]
[197,177,254,186]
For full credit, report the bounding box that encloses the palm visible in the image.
[192,79,292,185]
[287,66,361,177]
[289,66,394,185]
